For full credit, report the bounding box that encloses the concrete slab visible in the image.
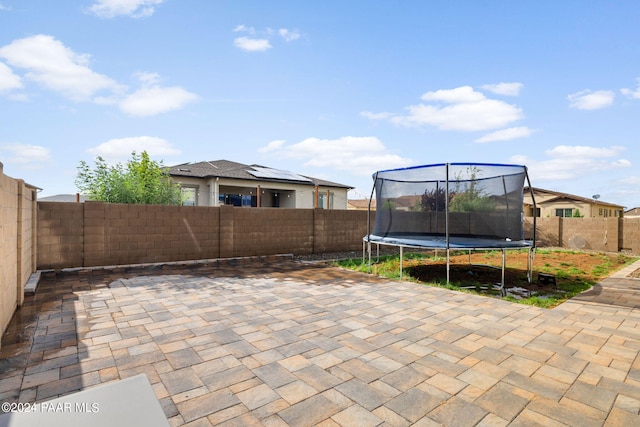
[0,374,168,427]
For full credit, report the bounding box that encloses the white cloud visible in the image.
[545,145,626,158]
[360,111,394,120]
[621,78,640,99]
[0,61,22,92]
[87,136,180,162]
[390,86,523,131]
[258,140,286,153]
[234,37,272,52]
[619,176,640,185]
[567,89,615,110]
[480,82,523,96]
[87,0,164,18]
[260,136,412,176]
[134,71,162,86]
[233,25,255,34]
[279,29,301,42]
[119,84,198,116]
[0,143,51,168]
[233,25,301,51]
[0,35,123,102]
[474,126,535,143]
[0,35,196,116]
[0,3,11,11]
[513,145,630,181]
[421,86,486,103]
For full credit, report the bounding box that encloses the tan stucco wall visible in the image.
[524,190,623,218]
[173,176,349,209]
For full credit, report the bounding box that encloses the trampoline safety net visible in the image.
[367,163,535,249]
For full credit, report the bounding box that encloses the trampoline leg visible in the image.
[400,246,403,279]
[527,248,535,285]
[500,249,506,297]
[446,249,450,285]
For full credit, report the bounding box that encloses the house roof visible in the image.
[39,194,86,202]
[168,160,352,189]
[525,187,624,208]
[347,199,373,209]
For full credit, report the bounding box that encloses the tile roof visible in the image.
[525,187,624,208]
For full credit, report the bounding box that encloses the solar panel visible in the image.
[248,166,313,183]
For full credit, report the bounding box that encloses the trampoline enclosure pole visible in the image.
[445,163,450,285]
[367,172,378,273]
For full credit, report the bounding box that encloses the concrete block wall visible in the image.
[232,207,314,257]
[313,209,370,253]
[86,202,221,266]
[529,217,561,247]
[1,168,19,346]
[620,217,640,253]
[560,217,619,252]
[35,202,640,271]
[1,164,38,350]
[38,202,84,269]
[17,179,37,306]
[36,203,373,269]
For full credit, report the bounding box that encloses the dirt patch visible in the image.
[405,250,635,292]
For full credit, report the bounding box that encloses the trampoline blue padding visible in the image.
[365,234,534,249]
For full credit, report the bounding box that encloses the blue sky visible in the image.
[1,1,640,207]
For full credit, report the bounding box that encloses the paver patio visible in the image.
[2,255,640,426]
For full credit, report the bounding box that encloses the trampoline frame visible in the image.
[364,163,537,295]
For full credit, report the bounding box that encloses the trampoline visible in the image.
[363,163,537,294]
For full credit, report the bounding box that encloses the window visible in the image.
[555,208,573,217]
[315,191,334,209]
[181,187,197,206]
[219,194,256,207]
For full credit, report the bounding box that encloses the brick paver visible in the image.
[2,255,640,426]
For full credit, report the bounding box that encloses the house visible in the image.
[168,160,352,209]
[524,187,624,218]
[625,208,640,218]
[347,199,372,210]
[39,194,86,203]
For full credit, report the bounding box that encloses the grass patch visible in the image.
[334,249,638,308]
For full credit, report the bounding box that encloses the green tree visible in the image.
[449,166,496,212]
[421,186,452,211]
[76,151,183,205]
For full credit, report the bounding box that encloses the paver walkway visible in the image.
[2,255,640,426]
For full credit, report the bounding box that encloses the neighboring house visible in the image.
[168,160,352,209]
[524,187,624,218]
[347,199,372,210]
[39,194,86,202]
[348,195,424,211]
[625,208,640,218]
